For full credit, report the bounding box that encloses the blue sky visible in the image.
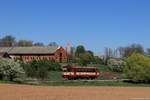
[0,0,150,53]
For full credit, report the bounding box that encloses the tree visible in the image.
[122,44,144,57]
[117,47,125,58]
[107,58,124,72]
[87,50,94,57]
[74,45,96,66]
[34,42,44,46]
[0,58,25,81]
[146,48,150,56]
[77,52,94,66]
[94,56,104,64]
[104,48,113,65]
[0,35,16,47]
[17,40,33,47]
[75,45,85,57]
[124,53,150,82]
[48,42,58,46]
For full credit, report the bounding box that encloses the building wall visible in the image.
[10,54,55,62]
[55,47,68,62]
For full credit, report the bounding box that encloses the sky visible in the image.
[0,0,150,53]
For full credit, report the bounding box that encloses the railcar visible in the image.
[62,66,100,79]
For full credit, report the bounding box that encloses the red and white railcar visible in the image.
[62,66,100,79]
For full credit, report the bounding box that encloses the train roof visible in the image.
[63,66,98,69]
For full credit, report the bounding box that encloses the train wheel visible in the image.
[68,77,72,80]
[90,77,95,80]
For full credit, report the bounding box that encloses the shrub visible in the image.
[48,61,61,71]
[107,58,124,72]
[0,58,25,81]
[76,52,94,66]
[124,53,150,82]
[22,60,61,80]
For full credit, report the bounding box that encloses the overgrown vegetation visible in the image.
[0,58,25,81]
[30,80,150,87]
[74,45,99,66]
[22,60,61,80]
[107,58,124,72]
[123,53,150,83]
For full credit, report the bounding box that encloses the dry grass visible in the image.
[0,84,150,100]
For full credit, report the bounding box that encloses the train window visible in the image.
[86,69,96,72]
[77,68,84,72]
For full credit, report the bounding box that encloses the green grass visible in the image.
[97,64,110,71]
[1,79,150,87]
[48,71,63,81]
[34,70,150,87]
[0,80,15,84]
[38,80,150,87]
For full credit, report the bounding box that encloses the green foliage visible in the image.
[75,45,85,57]
[74,45,95,66]
[93,56,104,64]
[124,53,150,82]
[47,61,61,71]
[76,52,94,66]
[48,71,62,81]
[22,60,61,80]
[95,64,111,72]
[87,50,94,56]
[0,58,25,81]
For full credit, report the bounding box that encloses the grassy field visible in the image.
[1,78,150,87]
[37,80,150,87]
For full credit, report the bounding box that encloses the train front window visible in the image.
[63,67,72,72]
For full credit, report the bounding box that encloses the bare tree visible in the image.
[0,35,16,47]
[48,42,58,46]
[34,42,44,46]
[104,48,113,64]
[17,40,33,47]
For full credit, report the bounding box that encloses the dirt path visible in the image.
[0,84,150,100]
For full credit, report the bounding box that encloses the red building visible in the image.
[0,46,68,62]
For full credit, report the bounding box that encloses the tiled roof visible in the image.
[0,46,59,54]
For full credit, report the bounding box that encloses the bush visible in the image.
[48,61,61,71]
[124,53,150,82]
[76,52,95,66]
[22,60,61,80]
[0,58,25,81]
[107,58,124,72]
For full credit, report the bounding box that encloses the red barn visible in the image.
[0,46,68,62]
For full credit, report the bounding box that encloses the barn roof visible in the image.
[0,47,12,53]
[0,46,60,54]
